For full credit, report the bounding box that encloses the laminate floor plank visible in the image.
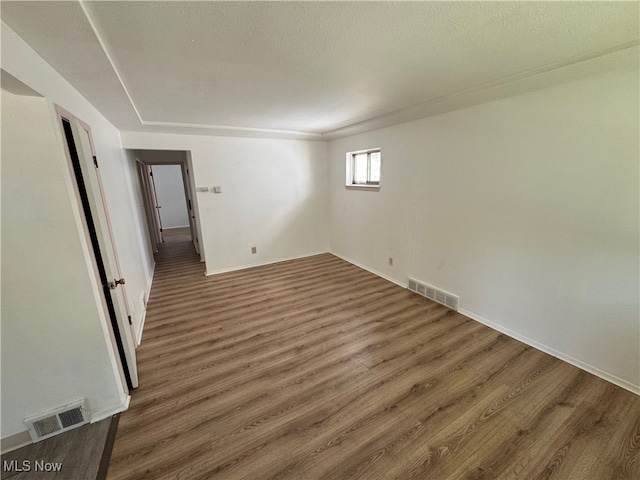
[108,243,640,479]
[2,416,117,480]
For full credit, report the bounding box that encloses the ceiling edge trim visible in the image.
[142,120,322,137]
[79,0,639,140]
[322,39,640,138]
[79,0,144,124]
[79,0,321,137]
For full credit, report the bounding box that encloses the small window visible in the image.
[346,148,381,188]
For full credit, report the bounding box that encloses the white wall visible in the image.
[121,132,329,274]
[328,66,639,393]
[1,23,154,442]
[1,90,126,440]
[151,165,189,229]
[122,149,156,338]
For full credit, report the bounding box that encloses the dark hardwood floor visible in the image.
[107,241,640,479]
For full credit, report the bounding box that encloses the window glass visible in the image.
[353,153,368,184]
[369,152,381,183]
[346,148,381,188]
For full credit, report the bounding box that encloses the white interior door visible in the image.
[181,164,199,252]
[137,159,160,252]
[69,119,139,389]
[148,165,164,243]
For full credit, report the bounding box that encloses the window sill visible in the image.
[345,184,380,191]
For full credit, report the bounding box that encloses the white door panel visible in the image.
[70,119,139,389]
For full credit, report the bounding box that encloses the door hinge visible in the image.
[128,315,132,326]
[149,171,153,177]
[160,228,163,232]
[93,156,99,168]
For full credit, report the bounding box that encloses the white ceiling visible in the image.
[2,1,638,140]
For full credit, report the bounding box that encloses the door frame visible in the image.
[180,162,199,254]
[55,104,138,391]
[147,165,165,243]
[133,151,201,257]
[136,159,163,252]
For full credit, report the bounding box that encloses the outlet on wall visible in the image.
[251,246,257,254]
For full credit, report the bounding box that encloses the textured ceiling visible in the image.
[2,1,638,139]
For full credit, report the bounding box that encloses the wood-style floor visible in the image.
[1,416,118,480]
[108,241,640,480]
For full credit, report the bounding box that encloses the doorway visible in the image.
[130,150,201,259]
[151,165,190,241]
[56,106,139,391]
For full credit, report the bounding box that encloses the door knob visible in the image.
[108,278,126,290]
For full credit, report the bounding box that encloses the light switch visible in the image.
[212,186,222,194]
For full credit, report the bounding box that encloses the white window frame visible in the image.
[345,148,381,189]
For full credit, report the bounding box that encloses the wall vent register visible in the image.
[24,399,89,442]
[408,278,459,311]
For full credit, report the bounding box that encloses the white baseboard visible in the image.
[147,261,156,294]
[1,394,131,454]
[1,431,32,454]
[164,225,190,230]
[205,251,329,276]
[91,394,131,424]
[458,308,640,396]
[326,252,639,396]
[136,262,156,346]
[137,308,147,346]
[329,251,406,289]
